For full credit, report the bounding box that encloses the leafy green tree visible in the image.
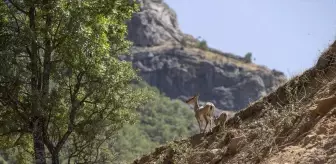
[0,0,151,163]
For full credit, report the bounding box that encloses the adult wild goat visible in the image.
[185,93,215,133]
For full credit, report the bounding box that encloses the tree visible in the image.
[244,52,253,63]
[0,0,151,163]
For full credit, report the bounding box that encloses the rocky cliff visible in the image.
[123,0,286,111]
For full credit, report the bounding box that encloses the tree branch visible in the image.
[5,5,21,34]
[54,71,86,153]
[0,128,30,137]
[67,139,92,162]
[53,16,75,49]
[7,0,28,15]
[25,46,32,58]
[93,139,107,163]
[71,72,85,100]
[0,89,30,123]
[52,16,63,43]
[55,71,102,154]
[42,128,54,153]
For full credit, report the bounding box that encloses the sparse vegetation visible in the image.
[197,39,208,50]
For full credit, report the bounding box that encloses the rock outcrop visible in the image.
[127,0,183,47]
[125,0,286,111]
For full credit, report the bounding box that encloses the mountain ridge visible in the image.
[124,0,286,111]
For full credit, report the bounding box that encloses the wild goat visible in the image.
[185,93,215,133]
[214,111,228,127]
[214,110,235,128]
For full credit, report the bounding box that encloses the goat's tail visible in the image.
[205,102,215,114]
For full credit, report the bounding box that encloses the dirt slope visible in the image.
[133,40,336,164]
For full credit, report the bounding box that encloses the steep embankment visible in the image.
[124,0,286,111]
[133,41,336,164]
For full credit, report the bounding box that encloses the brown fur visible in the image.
[185,94,215,133]
[185,93,199,104]
[214,112,228,127]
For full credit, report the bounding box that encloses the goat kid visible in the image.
[214,111,228,127]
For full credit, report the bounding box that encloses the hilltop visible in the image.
[133,41,336,164]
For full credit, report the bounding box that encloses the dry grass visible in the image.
[132,42,269,72]
[133,40,336,164]
[189,47,262,71]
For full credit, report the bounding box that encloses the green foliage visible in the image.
[0,0,152,162]
[0,0,197,163]
[0,146,33,164]
[0,157,6,164]
[197,39,208,50]
[244,52,253,63]
[110,85,198,163]
[110,124,157,163]
[0,82,197,164]
[138,93,197,144]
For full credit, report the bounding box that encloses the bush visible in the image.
[244,52,253,63]
[197,40,208,50]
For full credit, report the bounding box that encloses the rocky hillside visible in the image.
[123,0,286,111]
[133,41,336,164]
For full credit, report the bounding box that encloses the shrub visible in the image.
[244,52,253,63]
[198,40,208,50]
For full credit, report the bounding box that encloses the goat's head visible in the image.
[214,115,219,125]
[185,93,199,104]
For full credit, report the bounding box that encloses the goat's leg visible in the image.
[203,118,209,133]
[196,118,202,133]
[209,116,212,132]
[207,115,213,133]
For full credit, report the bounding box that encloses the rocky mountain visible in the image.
[133,40,336,164]
[123,0,286,111]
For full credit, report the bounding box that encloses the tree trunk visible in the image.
[32,118,47,164]
[51,152,60,164]
[28,5,47,164]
